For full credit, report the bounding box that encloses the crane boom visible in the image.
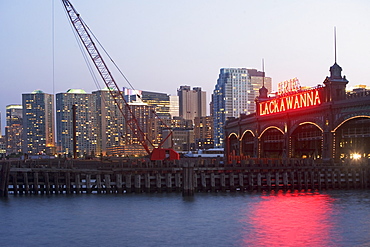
[61,0,151,155]
[61,0,179,161]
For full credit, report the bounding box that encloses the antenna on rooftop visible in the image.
[334,27,337,63]
[262,58,265,87]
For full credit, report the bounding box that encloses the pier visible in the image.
[1,158,370,197]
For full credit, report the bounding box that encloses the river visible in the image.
[1,190,370,247]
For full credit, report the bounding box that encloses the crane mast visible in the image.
[61,0,179,160]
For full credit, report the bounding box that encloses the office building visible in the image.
[123,87,171,119]
[162,128,195,152]
[56,89,97,157]
[194,116,214,149]
[169,95,179,118]
[148,116,193,149]
[213,68,271,147]
[123,101,156,156]
[22,90,55,155]
[5,104,23,154]
[177,86,207,121]
[93,88,125,156]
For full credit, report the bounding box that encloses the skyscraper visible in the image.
[22,90,55,155]
[212,68,271,147]
[93,88,125,156]
[56,89,97,157]
[5,104,23,154]
[177,86,207,121]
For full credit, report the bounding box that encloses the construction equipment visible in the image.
[61,0,179,161]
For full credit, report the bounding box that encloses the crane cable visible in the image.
[82,19,137,92]
[60,2,102,93]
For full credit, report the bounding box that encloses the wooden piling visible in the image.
[96,174,102,193]
[104,174,111,193]
[124,174,131,193]
[116,173,123,193]
[33,172,39,194]
[66,172,71,194]
[230,172,235,191]
[183,162,194,196]
[135,174,141,193]
[166,173,172,192]
[220,173,226,192]
[283,171,288,189]
[86,174,92,194]
[201,172,206,192]
[12,173,18,195]
[0,163,10,197]
[155,173,161,192]
[210,173,215,192]
[238,173,244,191]
[75,173,81,194]
[144,173,150,192]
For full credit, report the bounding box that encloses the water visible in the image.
[1,190,370,247]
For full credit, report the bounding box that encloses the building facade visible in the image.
[22,90,55,155]
[194,116,214,149]
[225,62,370,163]
[123,101,156,156]
[213,68,270,148]
[56,89,98,157]
[5,104,23,155]
[93,88,125,156]
[169,95,179,118]
[177,86,207,121]
[123,88,171,119]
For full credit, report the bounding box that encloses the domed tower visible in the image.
[255,60,269,115]
[323,29,349,102]
[258,84,269,99]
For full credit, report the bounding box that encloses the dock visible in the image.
[1,158,369,196]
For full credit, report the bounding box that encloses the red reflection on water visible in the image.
[241,191,338,247]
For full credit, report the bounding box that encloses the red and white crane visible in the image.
[61,0,179,161]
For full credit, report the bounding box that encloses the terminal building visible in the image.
[225,61,370,163]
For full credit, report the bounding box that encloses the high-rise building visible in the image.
[194,116,214,149]
[212,68,271,147]
[123,87,171,119]
[5,104,23,154]
[177,86,207,121]
[0,135,5,158]
[93,88,125,156]
[22,90,55,155]
[123,101,156,156]
[169,95,179,118]
[56,89,97,157]
[248,69,272,97]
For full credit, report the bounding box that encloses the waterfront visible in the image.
[1,190,370,247]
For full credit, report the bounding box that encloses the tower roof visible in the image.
[259,85,268,99]
[32,89,44,94]
[66,89,87,94]
[329,62,343,79]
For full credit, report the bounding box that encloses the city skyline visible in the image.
[1,0,370,132]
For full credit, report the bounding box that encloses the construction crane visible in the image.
[61,0,179,161]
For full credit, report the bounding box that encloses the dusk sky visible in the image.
[1,0,370,132]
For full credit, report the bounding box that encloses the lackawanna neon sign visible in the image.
[259,88,322,116]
